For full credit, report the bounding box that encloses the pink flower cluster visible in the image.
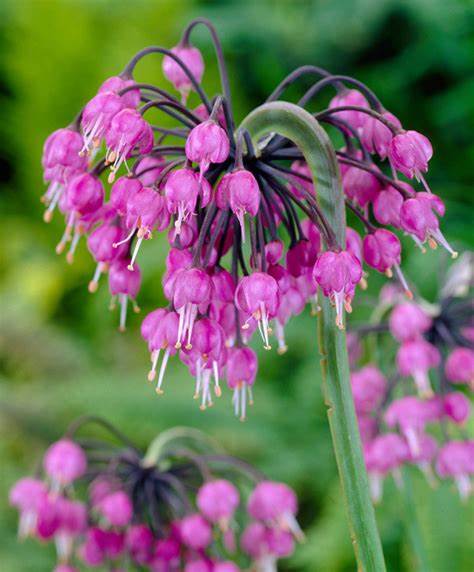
[41,19,457,418]
[350,281,473,502]
[10,426,302,571]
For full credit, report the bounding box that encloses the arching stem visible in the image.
[241,101,386,572]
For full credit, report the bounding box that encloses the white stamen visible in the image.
[128,236,144,270]
[119,293,128,331]
[156,348,170,394]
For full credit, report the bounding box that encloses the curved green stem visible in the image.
[241,102,386,572]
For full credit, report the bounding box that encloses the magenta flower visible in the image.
[396,339,440,397]
[197,479,240,528]
[445,347,474,387]
[185,119,230,179]
[329,89,369,131]
[108,260,142,331]
[363,229,401,275]
[372,187,404,228]
[235,272,279,349]
[99,75,141,108]
[312,250,362,329]
[97,491,133,527]
[226,347,258,420]
[365,434,409,502]
[227,169,260,242]
[385,396,435,456]
[43,440,87,487]
[162,45,204,102]
[9,478,48,539]
[361,111,401,159]
[389,130,433,180]
[80,91,125,155]
[388,302,432,342]
[443,392,471,424]
[436,441,474,500]
[164,168,202,233]
[180,513,213,550]
[343,165,381,207]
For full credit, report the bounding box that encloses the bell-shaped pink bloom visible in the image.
[211,268,236,303]
[288,160,314,199]
[372,187,404,227]
[286,239,319,277]
[365,434,409,502]
[227,169,260,242]
[141,308,168,350]
[53,498,87,561]
[436,441,474,500]
[343,165,381,207]
[389,302,432,342]
[408,433,438,486]
[164,168,202,233]
[226,347,258,420]
[134,155,165,186]
[275,283,306,354]
[43,440,87,487]
[329,89,369,131]
[97,491,133,527]
[363,229,401,275]
[185,119,230,180]
[162,45,204,102]
[65,173,104,217]
[345,227,363,265]
[108,260,142,331]
[42,128,87,175]
[197,479,240,526]
[357,416,378,443]
[443,392,471,424]
[172,268,213,349]
[400,192,456,256]
[361,111,401,159]
[351,365,387,415]
[312,250,362,329]
[248,481,297,522]
[80,526,125,566]
[396,339,440,397]
[105,109,153,181]
[147,311,180,392]
[80,91,125,154]
[87,223,128,292]
[126,525,155,566]
[389,130,433,179]
[99,75,141,109]
[235,272,279,349]
[180,513,212,550]
[385,396,436,456]
[109,176,142,215]
[445,347,474,387]
[9,478,48,539]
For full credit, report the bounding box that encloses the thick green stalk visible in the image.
[241,102,386,571]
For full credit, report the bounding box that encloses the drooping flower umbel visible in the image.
[349,253,473,502]
[9,417,302,571]
[41,18,458,419]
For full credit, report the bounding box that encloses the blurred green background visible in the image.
[0,1,473,570]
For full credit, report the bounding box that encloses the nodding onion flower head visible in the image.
[349,254,472,502]
[41,18,459,420]
[10,418,302,570]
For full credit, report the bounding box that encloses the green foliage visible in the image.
[0,0,473,570]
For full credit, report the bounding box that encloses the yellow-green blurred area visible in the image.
[0,1,473,570]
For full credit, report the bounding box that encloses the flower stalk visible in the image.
[241,101,386,571]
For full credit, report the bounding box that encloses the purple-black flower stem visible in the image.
[181,18,235,129]
[266,64,334,102]
[315,106,400,133]
[122,46,212,111]
[346,200,377,233]
[118,82,181,105]
[140,99,200,128]
[192,203,218,266]
[203,210,229,267]
[298,75,383,110]
[65,415,140,453]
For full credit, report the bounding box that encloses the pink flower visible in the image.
[108,260,142,331]
[361,111,401,159]
[365,434,409,502]
[164,168,203,233]
[436,441,474,500]
[445,347,474,387]
[65,173,104,217]
[226,347,258,420]
[288,160,314,199]
[443,392,471,424]
[351,365,387,415]
[99,75,141,108]
[363,229,401,275]
[97,491,133,527]
[312,250,362,329]
[180,514,212,550]
[105,109,153,181]
[162,45,204,102]
[197,479,240,527]
[185,119,230,179]
[372,187,404,228]
[44,440,87,487]
[329,89,369,131]
[227,169,260,242]
[396,340,440,397]
[9,478,48,538]
[109,176,142,215]
[389,130,433,179]
[80,91,125,154]
[389,302,432,342]
[343,166,381,207]
[235,272,279,349]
